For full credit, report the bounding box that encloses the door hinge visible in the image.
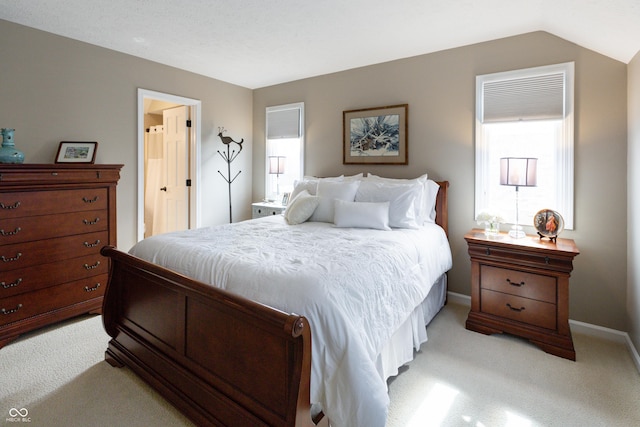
[186,119,192,128]
[186,179,192,187]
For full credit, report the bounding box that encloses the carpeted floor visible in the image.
[1,303,639,426]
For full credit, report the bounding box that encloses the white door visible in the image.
[155,106,189,234]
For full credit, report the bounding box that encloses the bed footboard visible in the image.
[100,246,321,427]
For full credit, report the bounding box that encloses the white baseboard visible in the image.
[446,291,640,373]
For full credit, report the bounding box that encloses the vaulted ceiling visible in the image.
[1,0,639,89]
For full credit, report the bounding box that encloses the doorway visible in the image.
[137,89,202,242]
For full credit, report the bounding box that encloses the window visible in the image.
[475,62,574,229]
[265,103,304,200]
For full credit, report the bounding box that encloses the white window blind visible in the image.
[267,108,301,139]
[481,72,565,123]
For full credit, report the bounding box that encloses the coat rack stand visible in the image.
[217,128,243,223]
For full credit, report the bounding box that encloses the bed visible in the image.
[101,176,451,427]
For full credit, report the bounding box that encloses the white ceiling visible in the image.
[1,0,639,89]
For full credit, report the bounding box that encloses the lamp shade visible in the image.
[269,156,286,175]
[500,157,537,187]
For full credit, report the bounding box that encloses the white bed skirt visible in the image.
[376,273,448,382]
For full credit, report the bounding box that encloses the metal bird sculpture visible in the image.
[217,127,243,152]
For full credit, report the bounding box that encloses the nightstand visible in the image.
[464,229,580,360]
[252,202,286,218]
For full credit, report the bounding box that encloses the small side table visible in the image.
[252,202,286,219]
[464,229,580,360]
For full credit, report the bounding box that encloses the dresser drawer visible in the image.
[0,209,107,244]
[0,274,107,327]
[480,265,556,303]
[0,188,108,219]
[481,289,556,330]
[0,253,108,298]
[0,231,107,271]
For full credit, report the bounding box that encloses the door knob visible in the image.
[160,186,167,191]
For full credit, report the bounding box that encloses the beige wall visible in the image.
[0,20,254,251]
[253,32,629,330]
[628,50,640,348]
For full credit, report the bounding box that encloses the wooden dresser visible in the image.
[0,164,122,348]
[464,229,579,360]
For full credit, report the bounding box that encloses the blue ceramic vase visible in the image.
[0,128,25,164]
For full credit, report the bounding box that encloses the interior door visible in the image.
[157,105,189,234]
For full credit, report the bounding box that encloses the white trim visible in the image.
[137,89,202,243]
[446,291,640,373]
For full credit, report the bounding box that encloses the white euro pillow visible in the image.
[284,190,319,225]
[334,200,391,230]
[356,180,421,229]
[366,173,429,225]
[309,180,360,223]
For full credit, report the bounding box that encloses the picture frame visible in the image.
[343,104,408,165]
[55,141,98,164]
[281,192,291,206]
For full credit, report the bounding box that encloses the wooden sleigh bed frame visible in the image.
[101,181,449,427]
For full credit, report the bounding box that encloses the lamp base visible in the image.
[508,225,526,239]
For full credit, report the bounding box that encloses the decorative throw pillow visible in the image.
[366,173,429,224]
[334,200,391,230]
[284,190,320,225]
[309,180,360,223]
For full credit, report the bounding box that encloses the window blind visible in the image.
[267,108,301,139]
[482,72,565,123]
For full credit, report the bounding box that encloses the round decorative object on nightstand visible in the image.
[534,209,564,242]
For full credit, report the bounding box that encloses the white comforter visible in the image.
[129,215,452,427]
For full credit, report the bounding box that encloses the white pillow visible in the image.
[356,180,422,229]
[290,175,347,201]
[424,179,440,223]
[334,200,391,230]
[284,190,319,225]
[309,180,360,223]
[366,173,429,224]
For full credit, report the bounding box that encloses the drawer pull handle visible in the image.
[1,278,22,289]
[506,303,525,312]
[544,256,550,264]
[1,304,22,315]
[1,252,22,262]
[83,239,101,248]
[485,248,491,255]
[0,201,20,210]
[83,261,101,270]
[83,218,100,225]
[82,196,100,204]
[0,227,21,236]
[506,278,525,287]
[84,283,101,292]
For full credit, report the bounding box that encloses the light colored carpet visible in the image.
[1,303,639,426]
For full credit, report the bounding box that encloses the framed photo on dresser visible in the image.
[55,141,98,164]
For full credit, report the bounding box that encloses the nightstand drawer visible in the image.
[480,265,556,303]
[481,289,556,330]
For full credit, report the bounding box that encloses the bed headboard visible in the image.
[435,181,449,237]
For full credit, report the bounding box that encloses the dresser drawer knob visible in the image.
[0,227,21,236]
[1,252,22,263]
[1,303,22,315]
[506,278,525,287]
[0,201,21,210]
[545,256,550,264]
[1,278,22,289]
[84,283,101,292]
[83,218,100,225]
[506,303,525,312]
[82,196,100,204]
[83,261,101,270]
[485,247,491,255]
[83,239,101,248]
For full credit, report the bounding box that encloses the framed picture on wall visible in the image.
[343,104,408,165]
[55,141,98,164]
